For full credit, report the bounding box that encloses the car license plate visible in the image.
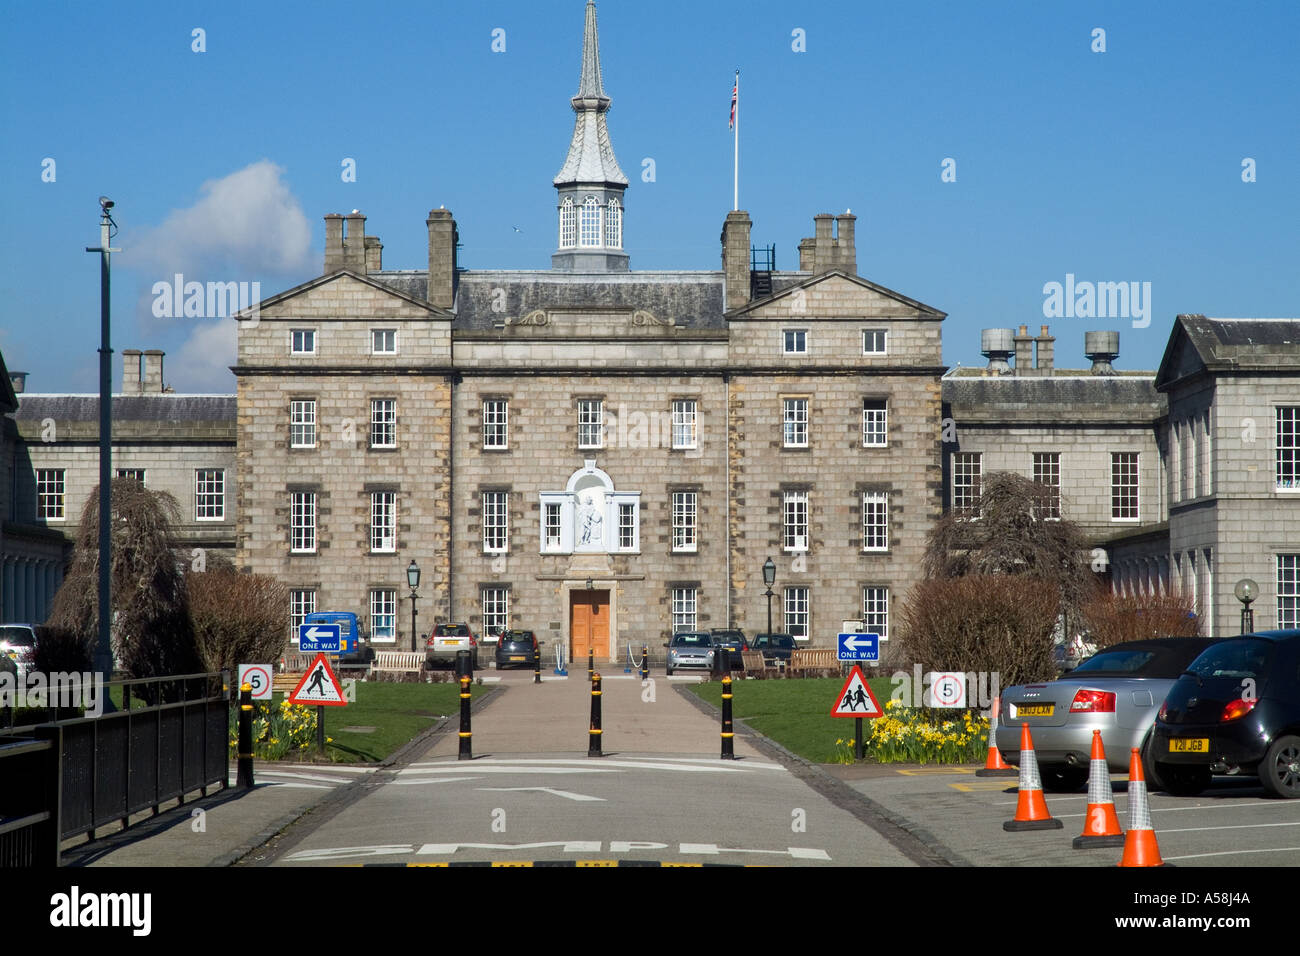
[445,639,461,645]
[509,655,525,661]
[1015,703,1054,717]
[1169,738,1209,753]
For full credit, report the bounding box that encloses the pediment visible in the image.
[239,270,449,321]
[731,271,945,321]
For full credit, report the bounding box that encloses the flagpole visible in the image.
[733,69,739,211]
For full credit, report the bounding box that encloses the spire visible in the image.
[554,0,627,188]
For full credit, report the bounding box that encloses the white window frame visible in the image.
[1111,452,1139,521]
[672,491,698,553]
[862,329,888,355]
[483,399,509,450]
[370,491,397,553]
[371,328,397,355]
[1279,554,1300,629]
[370,398,397,449]
[290,589,316,640]
[482,587,510,639]
[783,491,809,553]
[290,328,316,355]
[559,198,576,249]
[483,491,509,553]
[195,468,225,521]
[290,399,317,449]
[605,199,622,250]
[671,587,697,632]
[784,587,809,638]
[370,589,397,644]
[783,398,809,449]
[862,586,889,641]
[1277,406,1299,492]
[953,452,981,515]
[619,502,637,551]
[782,329,808,355]
[36,469,65,520]
[1032,452,1061,520]
[579,196,602,248]
[862,492,889,552]
[672,399,698,450]
[578,399,603,450]
[862,400,887,448]
[290,491,317,554]
[544,502,563,552]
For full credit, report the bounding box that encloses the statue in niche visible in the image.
[578,491,604,546]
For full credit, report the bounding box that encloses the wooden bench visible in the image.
[788,648,841,675]
[741,650,777,675]
[272,652,314,695]
[372,651,425,678]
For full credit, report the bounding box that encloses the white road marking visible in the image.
[476,787,606,802]
[1164,847,1300,861]
[287,845,414,861]
[416,841,603,855]
[1156,821,1300,834]
[389,776,482,786]
[257,770,369,784]
[403,757,782,774]
[400,765,619,775]
[678,843,831,860]
[1046,800,1295,818]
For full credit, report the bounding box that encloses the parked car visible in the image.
[495,629,540,670]
[0,625,38,679]
[301,612,374,672]
[1152,629,1300,798]
[995,637,1225,792]
[664,631,716,676]
[426,622,479,669]
[751,632,798,667]
[709,629,748,669]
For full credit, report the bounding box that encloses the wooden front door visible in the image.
[570,589,610,662]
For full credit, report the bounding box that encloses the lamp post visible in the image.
[1234,578,1258,634]
[407,559,421,652]
[763,557,776,635]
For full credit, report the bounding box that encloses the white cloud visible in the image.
[166,319,238,393]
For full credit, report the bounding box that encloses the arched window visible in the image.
[559,198,576,249]
[579,196,602,248]
[605,199,622,249]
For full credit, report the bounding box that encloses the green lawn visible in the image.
[689,676,898,764]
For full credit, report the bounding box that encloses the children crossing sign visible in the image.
[288,653,348,706]
[830,665,883,718]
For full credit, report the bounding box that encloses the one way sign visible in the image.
[837,632,879,661]
[298,623,341,653]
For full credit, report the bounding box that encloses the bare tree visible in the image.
[188,566,290,674]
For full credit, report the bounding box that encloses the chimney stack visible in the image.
[364,236,383,272]
[324,214,345,273]
[343,212,367,272]
[1013,325,1034,375]
[721,210,752,311]
[834,212,857,274]
[426,208,458,310]
[142,350,165,392]
[1035,324,1055,375]
[9,371,27,395]
[122,349,143,394]
[799,212,857,274]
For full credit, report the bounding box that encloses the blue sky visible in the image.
[2,0,1297,392]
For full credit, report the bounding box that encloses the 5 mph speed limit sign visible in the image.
[238,664,273,701]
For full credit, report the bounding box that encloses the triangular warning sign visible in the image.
[288,653,348,706]
[830,665,883,718]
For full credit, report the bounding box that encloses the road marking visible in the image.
[417,841,603,855]
[1156,820,1300,835]
[1164,846,1300,861]
[477,787,605,802]
[402,758,778,774]
[400,765,619,776]
[897,768,975,776]
[286,840,830,863]
[950,781,1017,792]
[288,845,415,862]
[679,843,831,861]
[1021,799,1294,816]
[389,777,482,786]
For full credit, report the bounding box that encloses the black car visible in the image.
[709,629,748,670]
[496,629,540,670]
[751,633,798,667]
[1152,630,1300,798]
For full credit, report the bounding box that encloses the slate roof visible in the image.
[942,375,1166,425]
[13,395,236,422]
[1156,315,1300,387]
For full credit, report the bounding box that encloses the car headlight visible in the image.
[706,651,714,660]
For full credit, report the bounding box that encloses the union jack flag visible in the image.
[729,79,737,130]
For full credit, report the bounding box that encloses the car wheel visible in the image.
[665,666,673,676]
[1140,732,1167,793]
[1155,763,1210,797]
[1040,765,1088,793]
[1258,734,1300,799]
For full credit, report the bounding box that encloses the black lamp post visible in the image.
[407,559,421,652]
[1234,578,1258,634]
[763,557,776,635]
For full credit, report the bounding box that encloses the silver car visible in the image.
[995,637,1223,792]
[664,632,716,676]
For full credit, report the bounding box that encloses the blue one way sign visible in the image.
[837,632,880,662]
[298,623,341,653]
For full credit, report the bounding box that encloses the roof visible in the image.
[1156,315,1300,389]
[943,376,1166,425]
[553,1,627,187]
[13,394,236,422]
[0,350,17,414]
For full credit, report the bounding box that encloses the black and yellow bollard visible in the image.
[640,645,648,681]
[237,682,255,788]
[720,674,735,759]
[587,646,595,682]
[458,674,473,760]
[588,673,603,757]
[533,644,542,684]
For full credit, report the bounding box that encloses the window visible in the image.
[482,587,509,638]
[1278,407,1299,490]
[559,198,576,249]
[606,199,622,249]
[36,469,64,520]
[370,589,397,643]
[783,329,808,354]
[290,589,316,640]
[116,468,146,485]
[671,587,697,632]
[578,400,603,449]
[784,587,809,638]
[1032,452,1061,519]
[783,398,808,448]
[862,400,887,447]
[290,329,316,354]
[483,399,509,449]
[370,398,396,448]
[863,587,889,640]
[862,492,888,551]
[619,503,636,550]
[544,503,562,551]
[290,492,316,553]
[862,329,887,355]
[1111,452,1139,520]
[953,452,981,515]
[370,492,397,553]
[1279,555,1300,629]
[1202,410,1213,497]
[195,469,225,521]
[672,400,697,450]
[371,329,397,354]
[290,399,317,448]
[783,491,809,552]
[579,196,602,247]
[483,491,509,553]
[672,492,697,552]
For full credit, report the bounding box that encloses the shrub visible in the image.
[189,568,290,675]
[1080,585,1200,647]
[32,624,94,673]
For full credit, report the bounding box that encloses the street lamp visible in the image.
[1234,578,1258,634]
[763,557,776,635]
[407,559,421,652]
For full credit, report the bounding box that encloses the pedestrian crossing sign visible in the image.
[288,653,348,706]
[830,665,883,718]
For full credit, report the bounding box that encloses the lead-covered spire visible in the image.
[554,0,627,187]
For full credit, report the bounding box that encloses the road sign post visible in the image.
[298,623,342,654]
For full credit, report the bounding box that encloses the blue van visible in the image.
[302,612,373,668]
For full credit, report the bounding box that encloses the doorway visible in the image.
[569,589,610,662]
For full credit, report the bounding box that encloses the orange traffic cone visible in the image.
[1118,747,1167,867]
[1072,730,1125,849]
[1003,723,1063,831]
[975,696,1018,778]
